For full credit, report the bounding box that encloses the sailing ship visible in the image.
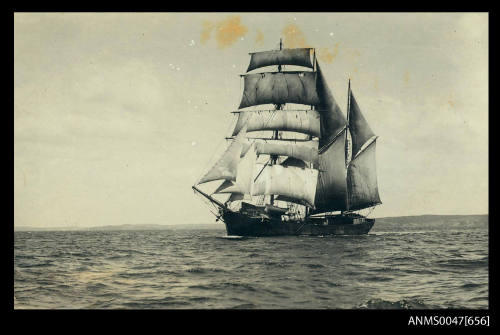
[192,40,381,236]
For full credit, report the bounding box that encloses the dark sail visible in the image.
[247,48,313,72]
[316,62,347,148]
[312,129,347,213]
[281,156,307,168]
[239,72,320,109]
[347,140,381,210]
[349,91,375,158]
[232,110,320,137]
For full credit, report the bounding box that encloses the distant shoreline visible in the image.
[14,214,488,232]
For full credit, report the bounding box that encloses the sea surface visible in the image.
[14,223,488,309]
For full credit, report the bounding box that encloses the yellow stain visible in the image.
[255,28,264,46]
[200,15,248,49]
[282,24,341,65]
[282,23,310,48]
[200,21,214,44]
[403,71,410,85]
[317,42,340,64]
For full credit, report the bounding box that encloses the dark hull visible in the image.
[222,210,374,237]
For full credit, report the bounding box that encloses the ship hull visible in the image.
[221,210,374,237]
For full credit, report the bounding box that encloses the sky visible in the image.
[14,13,488,228]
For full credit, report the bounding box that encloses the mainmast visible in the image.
[305,47,317,217]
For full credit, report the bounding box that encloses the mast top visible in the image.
[277,38,283,72]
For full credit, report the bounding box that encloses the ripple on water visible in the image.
[14,229,488,309]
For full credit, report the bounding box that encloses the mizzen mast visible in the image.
[344,78,351,214]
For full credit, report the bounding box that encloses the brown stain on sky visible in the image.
[403,70,411,85]
[200,15,248,49]
[255,29,264,46]
[282,24,339,64]
[317,43,340,64]
[448,93,456,108]
[283,24,309,48]
[200,21,214,44]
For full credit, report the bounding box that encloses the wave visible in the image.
[185,266,226,274]
[14,229,488,309]
[218,235,247,240]
[231,302,257,309]
[435,256,488,269]
[305,263,325,269]
[461,282,485,289]
[358,298,431,309]
[363,276,393,282]
[118,269,181,278]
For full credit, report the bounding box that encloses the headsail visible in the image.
[213,142,257,196]
[213,180,238,194]
[247,48,313,72]
[197,125,247,184]
[227,193,245,202]
[347,140,381,210]
[348,91,375,158]
[232,110,320,137]
[239,72,320,109]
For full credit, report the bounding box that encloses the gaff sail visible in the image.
[347,140,381,211]
[348,91,375,158]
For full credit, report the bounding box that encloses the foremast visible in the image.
[201,39,320,213]
[270,38,283,207]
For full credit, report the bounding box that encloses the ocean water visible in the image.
[14,224,488,309]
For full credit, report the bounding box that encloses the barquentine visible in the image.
[193,39,381,236]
